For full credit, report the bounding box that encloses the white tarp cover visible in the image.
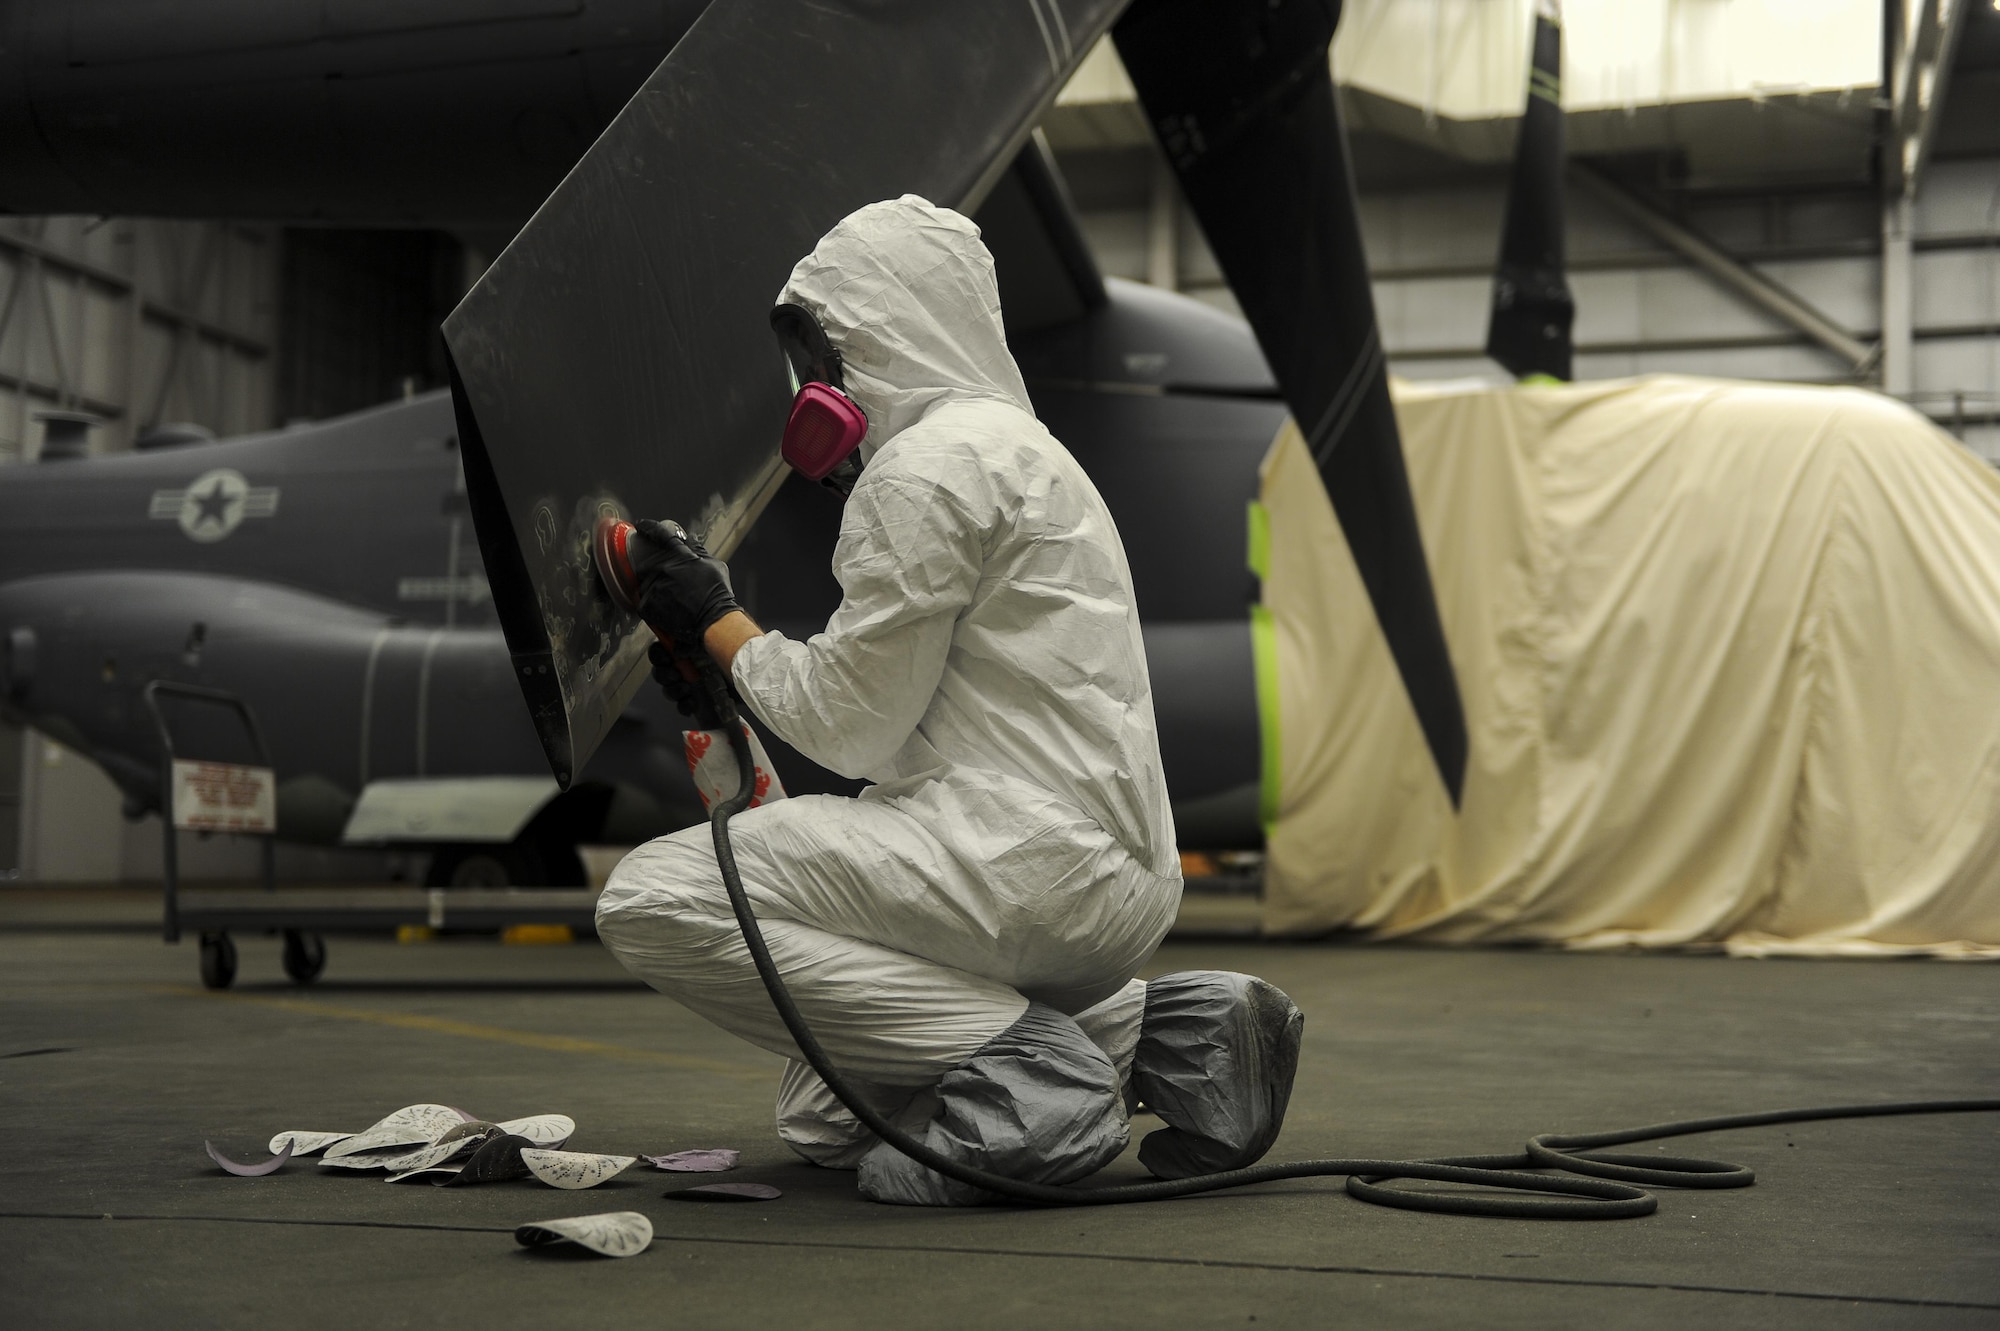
[1258,374,2000,956]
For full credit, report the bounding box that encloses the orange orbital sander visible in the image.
[591,516,649,618]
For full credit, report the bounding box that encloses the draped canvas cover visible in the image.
[1260,374,2000,956]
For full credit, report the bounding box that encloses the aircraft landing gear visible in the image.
[198,932,238,990]
[281,929,326,985]
[426,845,522,888]
[426,838,587,888]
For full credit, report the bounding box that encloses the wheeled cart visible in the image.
[173,885,604,989]
[145,680,603,989]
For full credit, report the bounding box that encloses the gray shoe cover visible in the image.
[1130,971,1304,1179]
[856,1003,1129,1206]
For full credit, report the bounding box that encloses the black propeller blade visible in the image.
[1113,0,1468,805]
[1487,0,1574,381]
[443,0,1126,787]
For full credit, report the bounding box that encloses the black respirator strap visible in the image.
[769,303,847,392]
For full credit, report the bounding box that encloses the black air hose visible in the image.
[703,701,1997,1216]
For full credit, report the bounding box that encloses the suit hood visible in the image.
[777,195,1032,461]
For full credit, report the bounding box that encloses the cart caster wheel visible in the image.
[281,930,326,985]
[199,932,238,990]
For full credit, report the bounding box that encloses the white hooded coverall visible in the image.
[596,195,1183,1171]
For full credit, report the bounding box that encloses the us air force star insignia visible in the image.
[147,468,281,543]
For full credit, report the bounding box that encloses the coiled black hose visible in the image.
[704,702,1998,1216]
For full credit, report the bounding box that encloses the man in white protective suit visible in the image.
[595,195,1304,1206]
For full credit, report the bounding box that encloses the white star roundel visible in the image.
[148,467,280,543]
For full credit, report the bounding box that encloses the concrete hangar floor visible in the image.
[0,906,1995,1328]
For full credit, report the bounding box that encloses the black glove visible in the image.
[628,518,741,647]
[647,640,736,729]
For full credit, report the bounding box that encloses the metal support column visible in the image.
[1881,193,1916,398]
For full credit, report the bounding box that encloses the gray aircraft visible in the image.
[0,204,1285,887]
[0,0,1480,896]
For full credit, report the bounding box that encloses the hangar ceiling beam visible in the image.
[1570,164,1877,376]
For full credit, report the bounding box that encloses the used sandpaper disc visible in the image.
[265,1130,351,1157]
[323,1104,463,1159]
[449,1133,537,1185]
[515,1212,653,1258]
[521,1149,636,1190]
[206,1138,295,1177]
[644,1149,739,1172]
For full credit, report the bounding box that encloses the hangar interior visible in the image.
[2,2,1998,1326]
[0,220,474,882]
[5,2,1999,884]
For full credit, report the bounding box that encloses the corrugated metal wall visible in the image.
[0,218,279,460]
[1057,148,2000,463]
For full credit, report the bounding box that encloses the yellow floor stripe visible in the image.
[157,986,770,1079]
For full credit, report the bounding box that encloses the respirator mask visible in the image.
[771,303,868,497]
